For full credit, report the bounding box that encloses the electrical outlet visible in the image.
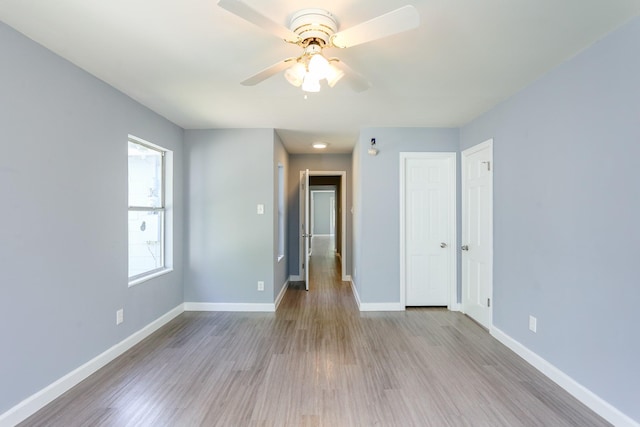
[257,281,264,291]
[116,309,124,325]
[529,315,537,333]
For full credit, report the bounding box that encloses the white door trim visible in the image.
[399,152,458,310]
[303,169,310,289]
[299,170,348,281]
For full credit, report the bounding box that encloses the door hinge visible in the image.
[487,298,491,308]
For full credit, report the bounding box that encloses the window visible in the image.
[277,163,285,260]
[128,138,167,282]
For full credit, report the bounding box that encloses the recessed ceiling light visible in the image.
[313,142,327,149]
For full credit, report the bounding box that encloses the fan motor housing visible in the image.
[289,9,338,47]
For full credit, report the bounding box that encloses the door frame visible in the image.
[299,170,348,281]
[303,169,310,289]
[399,152,458,310]
[461,139,493,328]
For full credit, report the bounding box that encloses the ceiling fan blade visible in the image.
[330,5,419,49]
[218,0,300,43]
[241,58,296,86]
[330,59,371,92]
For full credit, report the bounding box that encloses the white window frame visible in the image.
[128,136,171,285]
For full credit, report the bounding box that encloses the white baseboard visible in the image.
[274,280,289,310]
[0,304,184,427]
[184,302,275,312]
[449,302,461,312]
[349,277,361,309]
[348,278,404,312]
[359,302,405,311]
[288,275,302,282]
[490,326,639,427]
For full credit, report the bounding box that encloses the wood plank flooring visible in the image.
[19,236,610,426]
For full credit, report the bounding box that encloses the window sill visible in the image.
[128,268,173,287]
[277,255,285,263]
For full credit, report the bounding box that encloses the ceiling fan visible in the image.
[217,0,420,93]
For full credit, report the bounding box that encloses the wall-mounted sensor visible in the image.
[368,137,379,156]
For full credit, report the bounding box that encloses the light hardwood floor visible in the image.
[20,236,610,426]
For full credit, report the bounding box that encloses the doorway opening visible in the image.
[311,189,336,247]
[299,171,348,290]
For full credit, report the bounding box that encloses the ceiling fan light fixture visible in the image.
[284,62,306,87]
[219,2,421,92]
[301,74,321,92]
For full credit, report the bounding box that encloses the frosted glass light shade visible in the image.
[308,54,330,80]
[301,74,321,92]
[326,64,345,87]
[284,63,306,87]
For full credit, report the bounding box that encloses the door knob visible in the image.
[461,245,469,251]
[440,242,447,248]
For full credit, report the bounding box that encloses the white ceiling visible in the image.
[1,0,639,153]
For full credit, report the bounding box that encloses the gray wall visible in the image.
[312,191,334,235]
[352,129,459,303]
[183,129,276,304]
[287,154,353,278]
[0,22,184,414]
[460,16,640,422]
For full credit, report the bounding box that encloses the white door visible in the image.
[462,140,493,328]
[401,153,456,307]
[300,169,311,290]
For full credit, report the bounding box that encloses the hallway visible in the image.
[309,235,343,288]
[21,238,609,426]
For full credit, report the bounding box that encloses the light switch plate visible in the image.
[257,204,264,215]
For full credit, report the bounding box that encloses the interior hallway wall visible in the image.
[311,190,335,236]
[184,129,276,304]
